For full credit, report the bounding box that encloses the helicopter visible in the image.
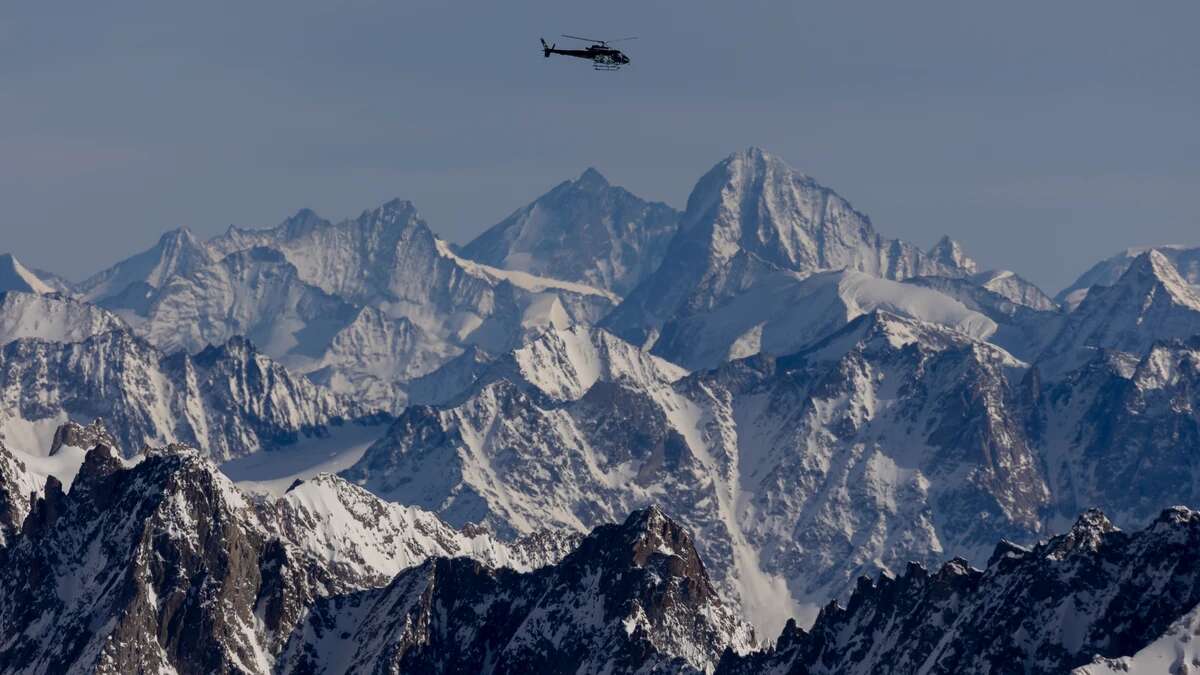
[541,35,635,71]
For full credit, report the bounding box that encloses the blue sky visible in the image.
[2,1,1197,291]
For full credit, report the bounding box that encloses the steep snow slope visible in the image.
[1057,244,1200,310]
[0,253,54,295]
[971,268,1058,310]
[0,291,128,345]
[461,168,681,296]
[489,323,688,400]
[1076,603,1200,674]
[77,227,215,302]
[114,246,449,412]
[648,268,999,370]
[196,199,617,407]
[904,274,1065,360]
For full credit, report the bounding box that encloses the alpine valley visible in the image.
[3,147,1200,674]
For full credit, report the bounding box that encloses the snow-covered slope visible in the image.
[0,330,376,461]
[0,290,128,346]
[1057,244,1200,310]
[461,168,681,296]
[1076,602,1200,674]
[648,268,1000,370]
[0,253,54,295]
[488,323,688,400]
[971,268,1058,310]
[77,226,215,302]
[275,472,581,584]
[6,437,1192,674]
[904,274,1065,360]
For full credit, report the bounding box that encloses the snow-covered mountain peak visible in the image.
[78,225,215,302]
[1122,249,1200,307]
[506,324,687,400]
[1056,244,1200,310]
[281,206,326,230]
[460,166,680,296]
[360,197,424,229]
[575,166,610,188]
[929,235,979,274]
[0,254,53,295]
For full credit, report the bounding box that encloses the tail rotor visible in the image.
[540,38,554,57]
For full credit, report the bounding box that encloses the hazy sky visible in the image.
[2,1,1197,292]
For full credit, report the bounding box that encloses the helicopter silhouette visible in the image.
[541,35,635,71]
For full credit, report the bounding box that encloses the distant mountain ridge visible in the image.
[7,147,1200,673]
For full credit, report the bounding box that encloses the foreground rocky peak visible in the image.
[718,507,1200,674]
[280,505,753,674]
[461,167,681,296]
[0,444,748,674]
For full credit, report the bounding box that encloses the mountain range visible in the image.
[3,146,1200,672]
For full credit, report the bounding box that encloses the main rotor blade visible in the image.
[607,37,638,42]
[562,34,604,43]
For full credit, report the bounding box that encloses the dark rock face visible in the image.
[280,506,750,674]
[48,418,117,456]
[0,442,33,546]
[0,445,748,674]
[717,508,1200,675]
[1039,338,1200,526]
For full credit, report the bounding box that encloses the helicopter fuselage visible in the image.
[546,46,629,64]
[541,39,631,69]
